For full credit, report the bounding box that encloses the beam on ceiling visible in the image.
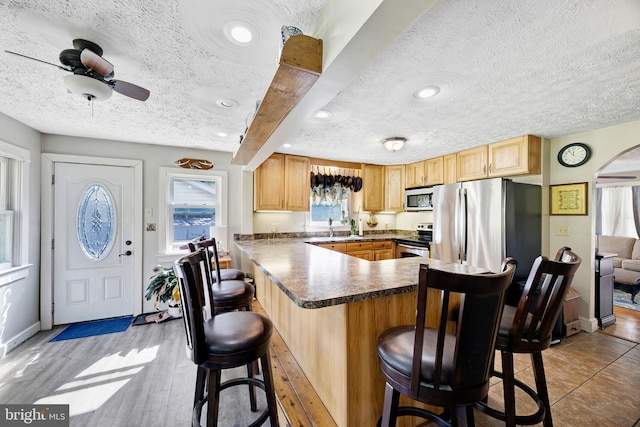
[242,0,439,171]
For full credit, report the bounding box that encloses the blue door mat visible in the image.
[49,316,133,342]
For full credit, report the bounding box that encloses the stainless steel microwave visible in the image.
[405,187,434,211]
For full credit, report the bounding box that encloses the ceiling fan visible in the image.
[5,39,150,102]
[597,175,638,180]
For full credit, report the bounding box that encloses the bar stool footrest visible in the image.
[474,370,545,425]
[193,377,269,427]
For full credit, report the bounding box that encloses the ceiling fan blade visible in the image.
[80,49,114,77]
[5,50,71,72]
[111,80,150,101]
[597,175,638,179]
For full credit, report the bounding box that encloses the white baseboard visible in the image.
[580,317,598,333]
[0,321,40,358]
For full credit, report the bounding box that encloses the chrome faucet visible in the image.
[329,225,334,238]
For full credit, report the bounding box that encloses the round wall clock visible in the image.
[557,142,591,167]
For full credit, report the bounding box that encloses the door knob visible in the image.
[119,250,132,257]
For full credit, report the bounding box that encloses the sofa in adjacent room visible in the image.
[598,235,640,302]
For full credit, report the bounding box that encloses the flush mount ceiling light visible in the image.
[383,137,407,152]
[63,74,113,101]
[215,98,239,108]
[413,85,441,99]
[282,143,292,148]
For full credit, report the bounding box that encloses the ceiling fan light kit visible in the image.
[5,38,149,103]
[64,74,112,101]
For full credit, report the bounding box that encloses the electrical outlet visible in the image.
[556,225,570,236]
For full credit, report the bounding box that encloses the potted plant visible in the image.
[145,265,182,317]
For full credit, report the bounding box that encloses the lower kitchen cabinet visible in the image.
[373,241,394,260]
[316,240,394,261]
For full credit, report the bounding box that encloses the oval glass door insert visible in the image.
[77,184,116,260]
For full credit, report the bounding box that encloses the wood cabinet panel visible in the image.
[424,156,444,186]
[488,134,541,177]
[362,164,384,212]
[405,161,425,188]
[384,165,405,212]
[254,153,285,210]
[443,153,457,184]
[285,155,311,211]
[255,153,310,211]
[317,243,347,253]
[456,146,488,182]
[346,242,373,252]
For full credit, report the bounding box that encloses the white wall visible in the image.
[0,113,42,354]
[42,135,246,313]
[549,120,640,331]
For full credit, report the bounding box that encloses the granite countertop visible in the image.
[234,237,487,309]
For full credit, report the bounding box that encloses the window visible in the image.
[159,168,227,254]
[0,139,29,281]
[309,187,351,227]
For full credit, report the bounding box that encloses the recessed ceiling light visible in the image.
[282,143,292,148]
[223,21,256,45]
[215,98,239,108]
[215,131,228,137]
[413,86,441,99]
[314,110,332,119]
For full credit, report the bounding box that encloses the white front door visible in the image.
[53,162,135,325]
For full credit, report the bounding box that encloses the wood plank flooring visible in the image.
[1,302,639,426]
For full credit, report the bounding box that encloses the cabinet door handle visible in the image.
[483,164,486,174]
[489,163,492,173]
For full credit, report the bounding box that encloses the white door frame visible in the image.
[40,154,143,330]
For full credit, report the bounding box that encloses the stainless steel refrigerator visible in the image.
[430,178,541,283]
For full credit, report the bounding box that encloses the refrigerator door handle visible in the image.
[460,187,468,262]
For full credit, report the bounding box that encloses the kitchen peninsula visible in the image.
[234,237,488,427]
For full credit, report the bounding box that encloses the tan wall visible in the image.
[549,120,640,330]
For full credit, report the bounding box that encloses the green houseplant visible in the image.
[145,265,181,315]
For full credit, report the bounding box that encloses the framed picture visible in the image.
[550,182,588,215]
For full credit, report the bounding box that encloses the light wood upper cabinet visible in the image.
[362,164,384,212]
[254,153,309,211]
[424,157,444,186]
[456,134,541,182]
[443,153,457,184]
[285,155,311,211]
[405,161,425,188]
[384,165,405,212]
[254,153,285,210]
[488,135,541,177]
[457,146,488,182]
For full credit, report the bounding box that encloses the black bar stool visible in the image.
[475,247,581,427]
[174,249,279,427]
[189,236,246,282]
[377,259,517,426]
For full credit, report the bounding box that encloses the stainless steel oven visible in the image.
[395,242,429,258]
[395,223,432,258]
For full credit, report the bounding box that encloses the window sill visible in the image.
[0,264,31,287]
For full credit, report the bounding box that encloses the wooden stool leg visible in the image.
[194,366,207,407]
[260,351,279,427]
[501,351,517,427]
[451,405,474,427]
[247,361,257,412]
[206,370,222,427]
[380,382,400,427]
[531,352,553,427]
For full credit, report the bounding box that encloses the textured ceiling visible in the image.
[1,0,639,171]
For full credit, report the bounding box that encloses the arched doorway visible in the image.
[594,144,640,343]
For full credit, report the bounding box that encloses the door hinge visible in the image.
[52,174,55,185]
[51,239,54,250]
[51,302,54,314]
